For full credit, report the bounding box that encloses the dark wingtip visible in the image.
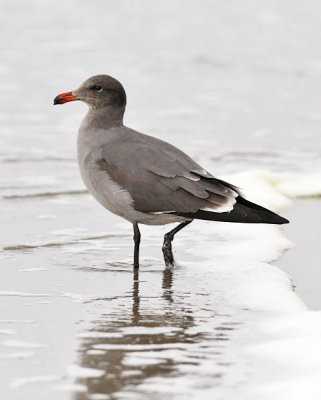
[278,216,289,224]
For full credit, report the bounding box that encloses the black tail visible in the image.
[173,196,289,225]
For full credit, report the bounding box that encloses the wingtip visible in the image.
[275,214,289,224]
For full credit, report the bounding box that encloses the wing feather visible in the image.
[98,128,240,214]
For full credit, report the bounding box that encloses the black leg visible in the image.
[162,221,192,267]
[133,223,141,269]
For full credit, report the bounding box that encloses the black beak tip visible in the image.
[53,95,61,105]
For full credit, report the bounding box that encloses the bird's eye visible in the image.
[89,85,103,92]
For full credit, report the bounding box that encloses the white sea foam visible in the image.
[123,356,164,367]
[121,326,181,335]
[10,375,60,388]
[1,351,35,359]
[86,349,106,355]
[136,169,321,400]
[0,291,50,297]
[67,364,105,378]
[3,340,46,348]
[78,331,123,339]
[88,394,110,400]
[52,383,87,392]
[18,268,49,273]
[224,170,321,208]
[93,343,188,351]
[263,171,321,198]
[121,370,143,377]
[61,292,87,302]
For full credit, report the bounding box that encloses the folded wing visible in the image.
[99,130,240,214]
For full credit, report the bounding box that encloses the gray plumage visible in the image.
[78,124,239,220]
[54,74,289,268]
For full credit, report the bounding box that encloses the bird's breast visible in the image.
[77,143,134,216]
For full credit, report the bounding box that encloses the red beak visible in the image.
[53,91,77,105]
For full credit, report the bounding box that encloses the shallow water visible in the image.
[1,1,321,399]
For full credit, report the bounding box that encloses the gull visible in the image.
[54,75,288,268]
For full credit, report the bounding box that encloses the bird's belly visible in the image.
[77,142,189,225]
[79,162,135,218]
[78,162,187,225]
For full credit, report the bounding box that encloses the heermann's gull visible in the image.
[54,74,288,268]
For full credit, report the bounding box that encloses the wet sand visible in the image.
[277,199,321,310]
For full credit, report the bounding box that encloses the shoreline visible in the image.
[276,198,321,310]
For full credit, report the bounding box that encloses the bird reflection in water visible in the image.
[132,268,140,325]
[73,265,195,399]
[161,266,174,304]
[73,265,235,399]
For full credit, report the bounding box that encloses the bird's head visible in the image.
[54,74,127,110]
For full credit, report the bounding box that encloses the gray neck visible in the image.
[81,106,125,131]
